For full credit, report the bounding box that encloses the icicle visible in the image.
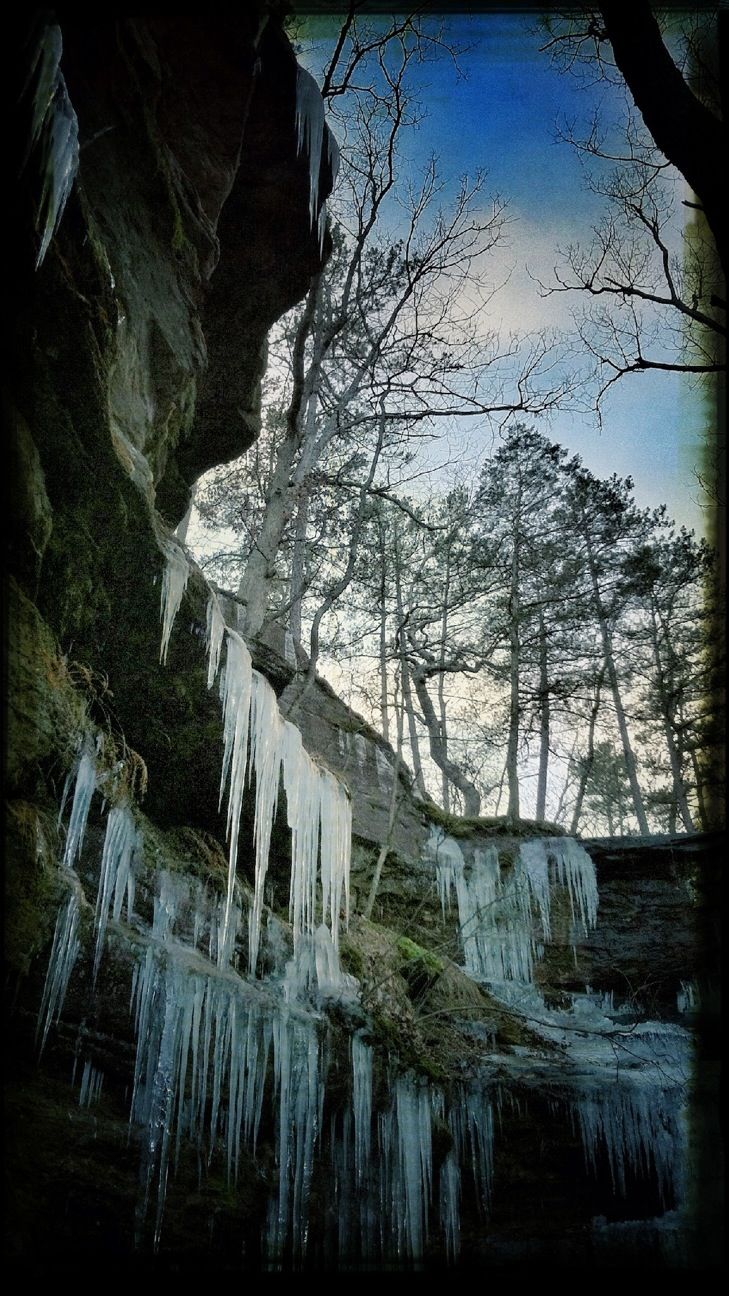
[352,1034,373,1186]
[676,979,698,1013]
[318,767,351,951]
[547,836,599,934]
[295,66,326,230]
[574,1077,686,1208]
[129,934,276,1249]
[60,742,97,869]
[23,23,79,269]
[392,1075,432,1260]
[37,891,81,1054]
[439,1155,460,1260]
[218,629,253,966]
[93,802,138,980]
[284,923,357,1001]
[518,839,553,941]
[247,670,284,973]
[158,535,190,665]
[206,592,226,689]
[35,70,78,268]
[429,830,598,986]
[266,1009,323,1263]
[78,1059,105,1107]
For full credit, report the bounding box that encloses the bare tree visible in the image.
[538,5,725,415]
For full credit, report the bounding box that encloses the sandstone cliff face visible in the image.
[5,14,721,1273]
[8,10,333,836]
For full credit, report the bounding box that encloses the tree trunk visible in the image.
[535,609,550,822]
[237,276,321,637]
[438,545,452,813]
[377,511,390,744]
[582,526,650,834]
[505,510,521,823]
[689,747,710,832]
[599,2,727,277]
[569,666,604,835]
[409,662,481,817]
[237,436,297,636]
[648,600,695,832]
[393,524,427,797]
[364,684,405,920]
[288,482,310,649]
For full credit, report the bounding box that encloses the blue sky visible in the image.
[300,10,711,536]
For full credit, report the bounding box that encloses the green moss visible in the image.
[369,1008,447,1084]
[420,800,566,839]
[396,936,443,977]
[4,802,64,975]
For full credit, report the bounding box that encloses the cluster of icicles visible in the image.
[36,536,686,1263]
[39,805,686,1264]
[23,19,79,269]
[160,535,353,982]
[294,65,340,254]
[125,875,495,1262]
[427,825,599,985]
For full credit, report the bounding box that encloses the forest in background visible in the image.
[185,5,725,836]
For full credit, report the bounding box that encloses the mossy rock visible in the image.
[4,801,65,975]
[421,800,566,840]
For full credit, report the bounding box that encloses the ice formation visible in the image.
[37,746,99,1051]
[37,890,81,1055]
[60,742,97,869]
[78,1059,105,1108]
[24,23,79,268]
[37,768,688,1264]
[574,1075,686,1207]
[158,535,190,665]
[32,534,693,1264]
[294,65,339,251]
[429,828,598,984]
[93,803,138,979]
[201,587,352,983]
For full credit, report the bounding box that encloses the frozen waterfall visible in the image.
[428,826,598,985]
[157,544,353,990]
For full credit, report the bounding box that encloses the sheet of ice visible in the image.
[158,535,190,665]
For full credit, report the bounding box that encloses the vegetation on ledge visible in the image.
[420,799,567,840]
